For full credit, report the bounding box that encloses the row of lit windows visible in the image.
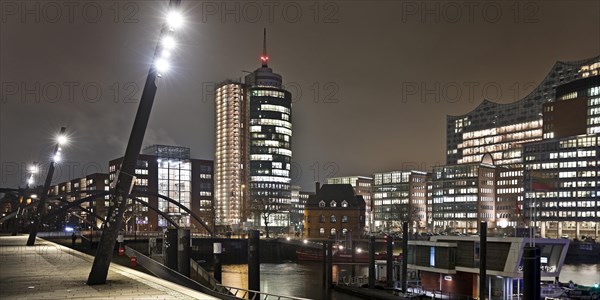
[250,118,292,129]
[252,89,285,98]
[260,104,290,113]
[461,120,542,140]
[250,176,290,183]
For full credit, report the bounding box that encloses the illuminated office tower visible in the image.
[214,81,248,228]
[523,75,600,239]
[245,29,293,229]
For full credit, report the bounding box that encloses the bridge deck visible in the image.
[0,235,218,299]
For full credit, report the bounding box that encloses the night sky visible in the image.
[1,0,599,191]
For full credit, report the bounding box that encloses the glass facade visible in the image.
[248,86,293,227]
[143,145,193,228]
[447,56,600,167]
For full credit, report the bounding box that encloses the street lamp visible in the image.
[87,0,184,285]
[27,127,67,246]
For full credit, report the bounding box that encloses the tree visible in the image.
[248,198,279,238]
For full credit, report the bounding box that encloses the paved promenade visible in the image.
[0,235,218,299]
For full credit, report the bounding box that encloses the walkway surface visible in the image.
[0,235,218,299]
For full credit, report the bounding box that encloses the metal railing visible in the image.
[212,284,313,300]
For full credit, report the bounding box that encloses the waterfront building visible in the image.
[304,184,366,240]
[109,145,214,232]
[408,236,569,299]
[441,56,599,234]
[372,171,427,233]
[431,156,496,233]
[446,56,600,167]
[49,173,110,229]
[326,176,373,232]
[214,80,249,230]
[290,186,314,234]
[245,30,293,230]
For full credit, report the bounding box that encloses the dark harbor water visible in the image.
[221,262,369,300]
[221,262,599,300]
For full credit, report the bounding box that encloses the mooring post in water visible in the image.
[322,241,327,287]
[386,234,393,288]
[479,222,487,300]
[369,235,375,289]
[402,221,408,293]
[165,228,178,270]
[351,240,356,277]
[523,246,541,300]
[213,242,222,283]
[248,230,260,299]
[178,228,190,277]
[326,240,333,288]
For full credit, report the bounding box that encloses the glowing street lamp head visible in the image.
[57,134,68,145]
[27,176,34,186]
[28,164,39,174]
[167,11,183,29]
[53,153,62,163]
[162,36,176,50]
[155,58,170,73]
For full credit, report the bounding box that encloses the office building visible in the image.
[290,186,314,234]
[447,56,600,167]
[372,171,427,233]
[431,156,496,233]
[523,75,600,238]
[109,145,214,232]
[214,80,249,229]
[49,173,110,229]
[245,29,293,229]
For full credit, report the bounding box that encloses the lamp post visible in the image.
[12,163,39,236]
[27,127,67,246]
[87,0,183,285]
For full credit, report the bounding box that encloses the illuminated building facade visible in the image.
[523,76,600,238]
[447,56,600,167]
[49,173,110,229]
[245,30,293,229]
[109,145,214,231]
[372,171,427,233]
[304,184,366,240]
[443,56,599,234]
[326,176,373,232]
[431,155,496,233]
[290,186,314,233]
[523,135,600,238]
[214,81,248,228]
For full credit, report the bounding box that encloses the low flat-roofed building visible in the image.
[408,236,570,299]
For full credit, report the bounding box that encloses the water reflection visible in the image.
[221,262,367,300]
[559,264,600,286]
[220,262,600,299]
